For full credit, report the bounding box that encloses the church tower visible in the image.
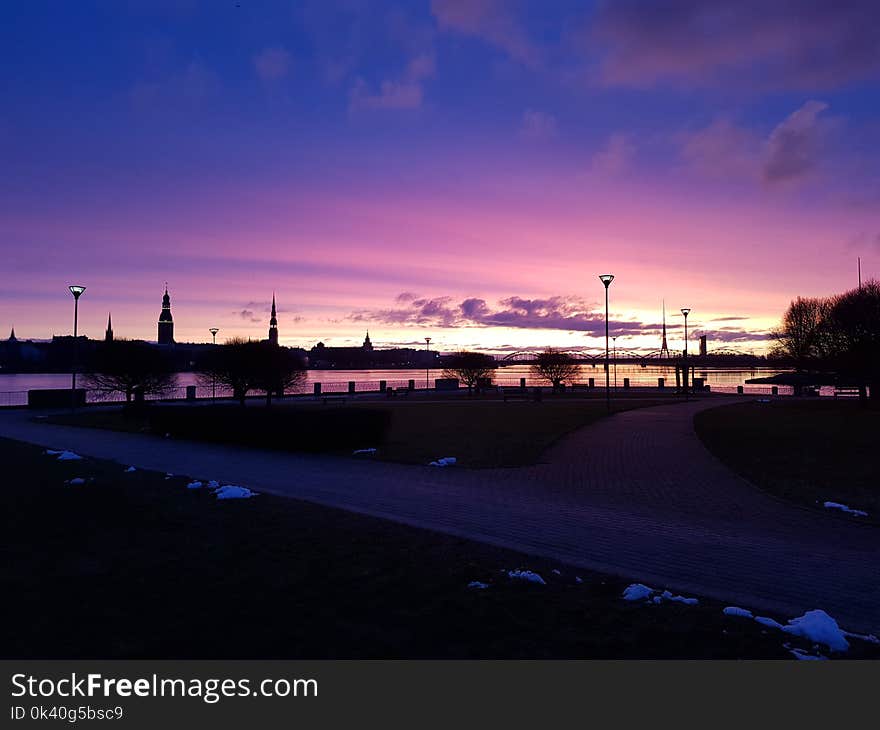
[268,294,279,346]
[105,313,114,342]
[363,330,373,351]
[8,327,16,342]
[158,284,174,345]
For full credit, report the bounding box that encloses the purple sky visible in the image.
[2,1,879,353]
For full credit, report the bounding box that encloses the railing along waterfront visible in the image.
[0,380,852,408]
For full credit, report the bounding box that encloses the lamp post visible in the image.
[68,285,86,408]
[612,336,618,390]
[424,337,431,390]
[681,308,690,402]
[209,328,219,402]
[599,274,614,413]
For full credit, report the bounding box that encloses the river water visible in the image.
[0,364,788,404]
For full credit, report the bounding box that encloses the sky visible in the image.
[2,0,880,354]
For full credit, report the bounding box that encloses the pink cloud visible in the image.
[253,47,292,82]
[431,0,542,68]
[591,133,636,176]
[519,109,557,139]
[590,0,880,90]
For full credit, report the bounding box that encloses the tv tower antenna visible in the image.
[659,299,670,358]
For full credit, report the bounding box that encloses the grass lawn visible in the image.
[5,436,876,659]
[695,400,880,518]
[46,395,677,468]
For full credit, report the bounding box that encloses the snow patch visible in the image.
[789,647,827,661]
[723,606,753,618]
[844,631,880,645]
[823,501,868,517]
[659,590,698,605]
[782,610,849,652]
[66,477,87,486]
[429,457,457,467]
[468,581,489,590]
[552,569,561,576]
[508,570,546,585]
[186,481,204,490]
[352,448,377,456]
[46,450,82,461]
[754,616,785,630]
[575,576,583,584]
[207,480,220,489]
[213,485,257,500]
[124,466,136,473]
[622,584,653,602]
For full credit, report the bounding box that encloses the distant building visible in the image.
[699,335,707,357]
[8,327,16,343]
[268,294,278,346]
[158,285,174,345]
[308,332,439,370]
[105,313,113,342]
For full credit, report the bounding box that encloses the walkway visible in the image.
[2,399,878,631]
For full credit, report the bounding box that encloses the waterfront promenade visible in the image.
[2,399,877,632]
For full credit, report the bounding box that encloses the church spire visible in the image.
[363,330,373,351]
[105,312,114,343]
[8,326,16,342]
[268,293,279,345]
[158,283,174,345]
[660,299,670,358]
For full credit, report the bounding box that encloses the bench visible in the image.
[321,395,347,405]
[500,388,532,402]
[833,387,861,398]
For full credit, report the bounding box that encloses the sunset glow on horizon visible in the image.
[3,1,879,353]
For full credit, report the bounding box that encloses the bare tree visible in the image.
[198,338,306,406]
[83,339,176,402]
[823,280,880,404]
[530,347,581,390]
[770,296,831,367]
[442,351,496,393]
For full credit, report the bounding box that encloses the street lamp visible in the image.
[681,308,691,401]
[612,336,618,390]
[424,337,432,390]
[599,274,614,412]
[68,285,86,407]
[209,328,219,402]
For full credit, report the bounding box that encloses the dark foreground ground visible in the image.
[47,394,676,468]
[5,437,878,659]
[695,399,879,518]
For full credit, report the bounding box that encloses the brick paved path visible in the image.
[3,399,878,631]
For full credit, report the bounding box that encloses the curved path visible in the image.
[2,399,878,631]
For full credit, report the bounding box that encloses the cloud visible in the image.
[253,47,292,82]
[679,118,761,179]
[678,101,835,185]
[236,310,262,323]
[589,0,880,90]
[130,59,220,112]
[351,293,646,335]
[431,0,542,67]
[591,133,636,175]
[763,100,831,183]
[519,109,557,139]
[349,52,435,111]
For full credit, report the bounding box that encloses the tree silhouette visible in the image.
[770,296,831,366]
[442,351,496,393]
[198,338,306,406]
[530,347,581,390]
[83,339,176,402]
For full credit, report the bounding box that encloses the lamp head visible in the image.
[209,328,219,335]
[599,274,614,287]
[680,308,691,317]
[68,285,86,299]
